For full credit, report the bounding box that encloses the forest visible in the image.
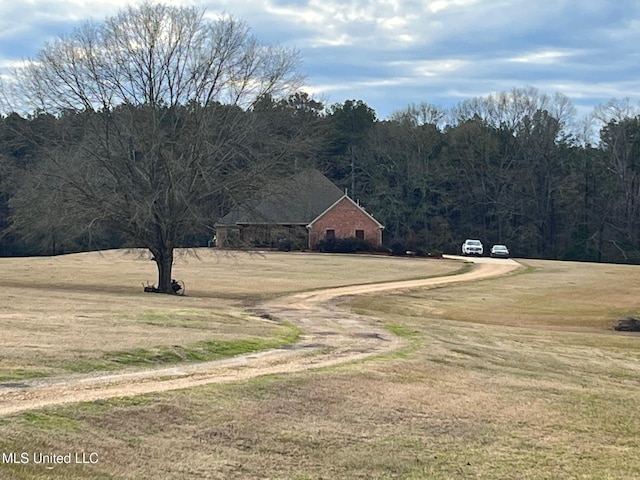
[1,3,640,274]
[2,89,640,264]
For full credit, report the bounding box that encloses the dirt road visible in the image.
[0,256,520,417]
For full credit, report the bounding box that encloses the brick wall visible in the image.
[308,197,382,249]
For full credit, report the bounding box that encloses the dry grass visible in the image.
[0,248,457,298]
[2,256,640,479]
[387,258,640,331]
[0,249,457,378]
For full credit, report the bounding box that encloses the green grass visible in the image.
[384,323,416,337]
[20,412,82,432]
[0,370,52,382]
[64,323,302,373]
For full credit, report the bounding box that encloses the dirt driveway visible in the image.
[0,256,520,417]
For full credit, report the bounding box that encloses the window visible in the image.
[355,229,364,240]
[326,229,335,240]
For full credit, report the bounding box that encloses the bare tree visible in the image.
[450,86,576,135]
[6,2,305,293]
[389,102,446,130]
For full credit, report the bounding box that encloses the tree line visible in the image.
[3,90,640,264]
[280,92,640,265]
[319,94,640,264]
[1,3,640,294]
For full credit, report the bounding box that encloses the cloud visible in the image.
[2,0,640,121]
[509,50,576,64]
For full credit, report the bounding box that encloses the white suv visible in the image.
[462,239,483,256]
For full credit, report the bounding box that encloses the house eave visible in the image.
[216,222,309,227]
[307,195,385,229]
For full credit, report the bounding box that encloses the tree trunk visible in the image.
[151,246,174,294]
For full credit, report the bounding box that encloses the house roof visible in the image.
[215,169,345,226]
[308,195,385,229]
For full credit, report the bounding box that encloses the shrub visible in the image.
[387,236,438,257]
[315,237,373,253]
[276,238,292,251]
[389,238,408,256]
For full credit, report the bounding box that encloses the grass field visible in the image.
[1,252,640,479]
[0,249,459,380]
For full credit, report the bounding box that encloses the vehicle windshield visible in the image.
[466,240,481,245]
[493,245,507,250]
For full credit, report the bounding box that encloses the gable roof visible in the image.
[216,169,345,226]
[308,195,385,229]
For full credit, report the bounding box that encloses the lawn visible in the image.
[0,248,458,378]
[1,255,640,479]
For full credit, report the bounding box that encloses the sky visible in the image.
[1,0,639,122]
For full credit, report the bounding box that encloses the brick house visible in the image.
[307,196,384,249]
[214,169,384,250]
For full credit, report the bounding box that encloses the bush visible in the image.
[389,238,408,256]
[315,237,373,253]
[276,238,292,251]
[615,317,640,332]
[387,236,438,257]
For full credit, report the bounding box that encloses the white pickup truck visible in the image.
[461,239,483,256]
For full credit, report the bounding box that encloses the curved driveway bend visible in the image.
[0,256,521,417]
